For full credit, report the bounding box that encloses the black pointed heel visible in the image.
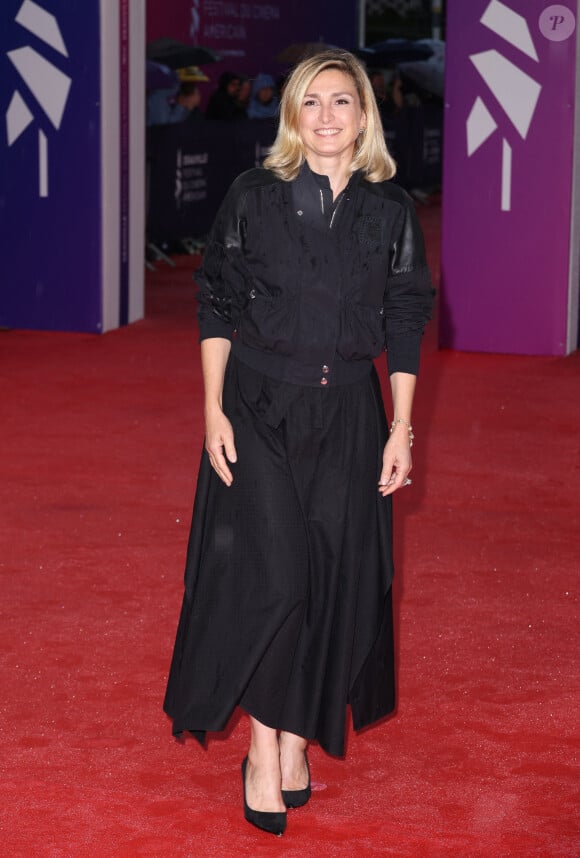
[281,753,311,809]
[241,757,286,836]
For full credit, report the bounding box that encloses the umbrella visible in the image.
[146,60,179,92]
[356,39,433,67]
[398,40,445,99]
[146,38,220,69]
[276,42,340,64]
[398,62,445,98]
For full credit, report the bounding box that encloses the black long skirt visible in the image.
[163,357,395,757]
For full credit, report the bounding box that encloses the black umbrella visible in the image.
[398,62,445,98]
[146,38,220,69]
[398,39,445,98]
[356,39,433,68]
[146,60,179,92]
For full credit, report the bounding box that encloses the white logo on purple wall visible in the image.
[5,0,72,198]
[466,0,542,212]
[190,0,201,42]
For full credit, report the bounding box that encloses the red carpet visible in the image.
[1,202,579,856]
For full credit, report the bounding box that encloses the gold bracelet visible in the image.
[390,418,414,447]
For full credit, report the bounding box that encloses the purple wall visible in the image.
[441,0,578,354]
[1,0,102,332]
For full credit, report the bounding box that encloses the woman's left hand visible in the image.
[378,426,412,496]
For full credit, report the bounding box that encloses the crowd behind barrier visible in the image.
[146,106,442,244]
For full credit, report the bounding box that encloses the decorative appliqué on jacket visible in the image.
[357,216,385,248]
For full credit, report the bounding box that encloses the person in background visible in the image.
[206,71,246,119]
[147,67,209,126]
[247,72,279,119]
[178,66,210,121]
[367,67,407,126]
[164,49,433,838]
[383,72,407,115]
[175,82,202,120]
[368,68,387,105]
[236,75,252,117]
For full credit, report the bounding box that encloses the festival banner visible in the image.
[441,0,579,355]
[147,0,358,79]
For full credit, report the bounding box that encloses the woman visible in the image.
[205,71,245,120]
[164,49,433,836]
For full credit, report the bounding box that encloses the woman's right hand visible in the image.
[204,406,237,486]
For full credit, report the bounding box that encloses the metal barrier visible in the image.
[146,108,442,243]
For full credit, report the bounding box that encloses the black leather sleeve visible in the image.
[384,195,434,375]
[196,169,280,342]
[196,174,251,342]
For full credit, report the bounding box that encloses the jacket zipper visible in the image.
[329,196,343,230]
[320,187,344,229]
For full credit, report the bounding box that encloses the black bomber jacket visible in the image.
[196,164,434,387]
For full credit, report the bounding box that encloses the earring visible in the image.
[358,128,365,135]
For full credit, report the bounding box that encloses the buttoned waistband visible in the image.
[232,340,373,391]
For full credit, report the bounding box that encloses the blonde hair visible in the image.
[263,50,396,183]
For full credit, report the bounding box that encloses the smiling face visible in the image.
[298,68,366,172]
